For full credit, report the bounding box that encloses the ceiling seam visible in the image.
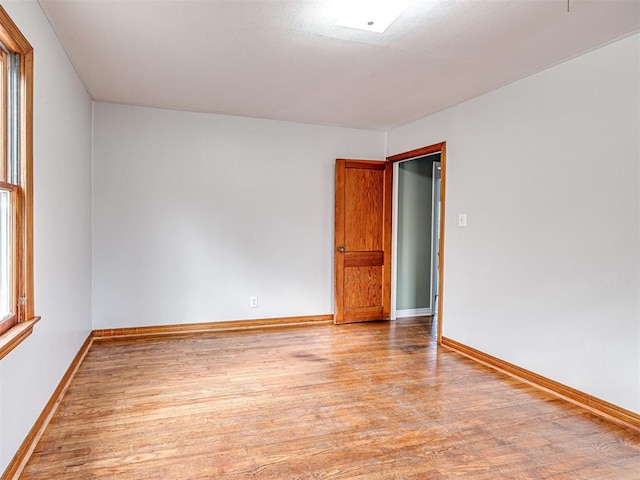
[36,0,94,100]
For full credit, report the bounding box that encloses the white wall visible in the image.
[93,103,384,329]
[0,0,93,473]
[388,34,640,413]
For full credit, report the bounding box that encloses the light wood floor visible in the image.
[21,317,640,479]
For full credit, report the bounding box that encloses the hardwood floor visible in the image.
[21,317,640,479]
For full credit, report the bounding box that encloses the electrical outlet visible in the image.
[249,296,258,308]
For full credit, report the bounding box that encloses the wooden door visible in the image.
[335,159,392,324]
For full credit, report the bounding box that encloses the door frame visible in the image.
[387,142,447,344]
[430,161,441,319]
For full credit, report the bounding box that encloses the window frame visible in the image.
[0,5,38,361]
[0,180,18,332]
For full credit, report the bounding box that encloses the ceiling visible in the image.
[38,0,640,131]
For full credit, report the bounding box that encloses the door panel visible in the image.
[345,166,384,251]
[335,159,392,324]
[345,266,382,308]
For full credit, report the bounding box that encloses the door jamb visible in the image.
[387,142,447,344]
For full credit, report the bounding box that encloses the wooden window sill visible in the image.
[0,317,40,361]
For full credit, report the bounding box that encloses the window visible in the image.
[0,6,37,359]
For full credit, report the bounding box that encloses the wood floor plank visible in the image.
[19,317,640,479]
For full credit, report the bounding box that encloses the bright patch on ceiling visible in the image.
[334,0,407,33]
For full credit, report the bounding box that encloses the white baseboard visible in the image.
[396,308,432,318]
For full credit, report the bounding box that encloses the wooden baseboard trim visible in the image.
[2,333,94,480]
[92,314,334,340]
[441,336,640,432]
